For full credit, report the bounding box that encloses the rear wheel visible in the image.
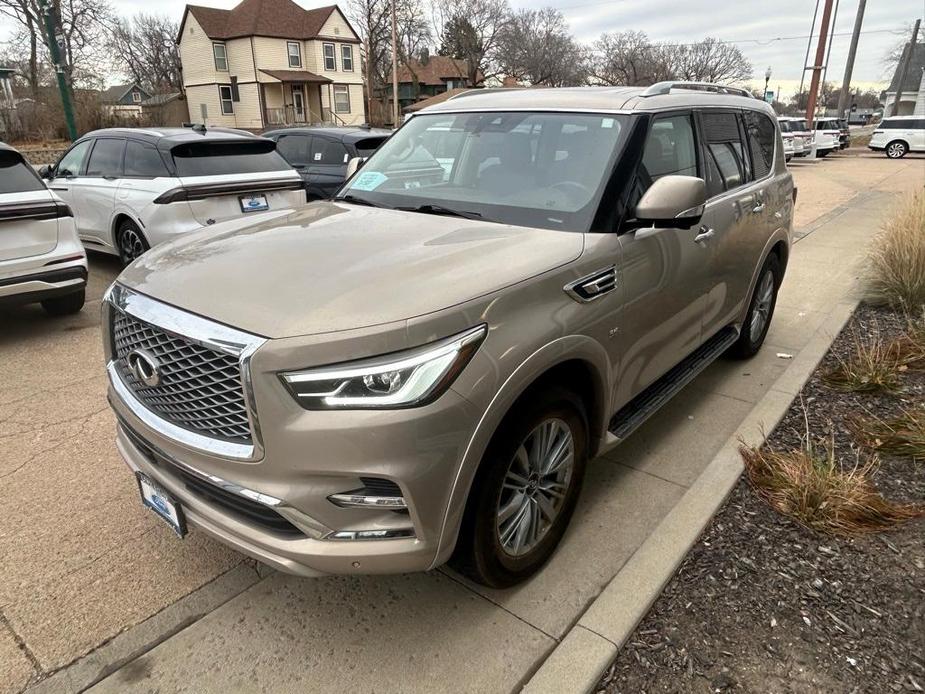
[41,288,85,316]
[886,141,908,159]
[117,220,149,266]
[450,387,588,588]
[728,253,781,359]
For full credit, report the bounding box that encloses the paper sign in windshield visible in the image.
[351,171,387,191]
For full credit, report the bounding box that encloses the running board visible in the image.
[608,326,739,442]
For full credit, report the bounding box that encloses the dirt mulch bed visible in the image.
[597,303,925,693]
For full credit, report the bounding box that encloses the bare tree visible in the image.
[0,0,114,88]
[108,13,182,93]
[437,0,508,85]
[667,37,752,84]
[496,7,586,86]
[590,31,672,86]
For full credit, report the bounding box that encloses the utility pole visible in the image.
[37,0,77,141]
[805,0,836,131]
[837,0,866,119]
[390,0,399,128]
[891,19,921,116]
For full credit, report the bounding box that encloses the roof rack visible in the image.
[641,81,754,98]
[446,87,522,100]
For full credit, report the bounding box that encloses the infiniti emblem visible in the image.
[127,349,161,387]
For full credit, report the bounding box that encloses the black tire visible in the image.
[728,253,782,359]
[450,386,588,588]
[41,288,85,316]
[885,140,908,159]
[117,219,150,266]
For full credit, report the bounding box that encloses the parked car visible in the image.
[868,116,925,158]
[0,142,87,315]
[780,117,813,157]
[103,83,793,588]
[263,127,390,201]
[836,118,850,149]
[39,127,306,264]
[813,118,841,157]
[777,118,805,160]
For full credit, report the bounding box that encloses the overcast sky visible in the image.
[0,0,919,96]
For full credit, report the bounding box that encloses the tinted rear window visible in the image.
[0,150,45,194]
[171,140,292,177]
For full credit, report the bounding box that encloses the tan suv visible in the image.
[104,83,793,588]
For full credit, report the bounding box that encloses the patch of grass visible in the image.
[850,407,925,461]
[892,310,925,371]
[740,432,924,535]
[867,192,925,309]
[821,327,904,393]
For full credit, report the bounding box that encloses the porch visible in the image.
[259,69,346,127]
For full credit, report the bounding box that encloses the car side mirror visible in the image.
[38,165,52,179]
[345,157,367,179]
[634,175,707,229]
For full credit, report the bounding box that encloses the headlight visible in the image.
[280,325,487,410]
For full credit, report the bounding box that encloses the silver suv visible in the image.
[104,83,793,588]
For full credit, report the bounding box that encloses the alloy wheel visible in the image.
[749,269,775,343]
[886,142,906,159]
[120,226,146,263]
[496,417,574,557]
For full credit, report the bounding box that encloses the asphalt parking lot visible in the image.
[2,151,923,693]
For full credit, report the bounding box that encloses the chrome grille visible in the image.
[112,309,252,443]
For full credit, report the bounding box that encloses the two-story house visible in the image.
[386,56,482,114]
[178,0,366,130]
[101,83,153,119]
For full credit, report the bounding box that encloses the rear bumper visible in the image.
[0,265,87,305]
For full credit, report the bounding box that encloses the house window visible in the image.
[323,43,336,71]
[333,85,350,114]
[218,85,234,115]
[132,91,141,103]
[287,41,302,68]
[341,45,353,71]
[213,43,228,71]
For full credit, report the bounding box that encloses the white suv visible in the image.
[869,116,925,158]
[40,127,306,264]
[0,142,87,315]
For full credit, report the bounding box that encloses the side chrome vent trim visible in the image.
[564,265,617,303]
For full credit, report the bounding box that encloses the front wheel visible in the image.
[886,141,908,159]
[728,253,781,359]
[450,387,588,588]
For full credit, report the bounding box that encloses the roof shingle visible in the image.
[185,0,350,41]
[395,56,481,86]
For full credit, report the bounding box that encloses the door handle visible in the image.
[694,226,714,243]
[751,201,765,214]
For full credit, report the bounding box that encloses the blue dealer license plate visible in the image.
[239,194,269,213]
[136,472,186,537]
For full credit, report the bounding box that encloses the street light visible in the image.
[764,67,772,100]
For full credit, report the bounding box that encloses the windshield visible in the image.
[777,120,790,133]
[339,111,629,232]
[790,119,808,131]
[171,141,292,177]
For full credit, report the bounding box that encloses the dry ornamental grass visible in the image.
[850,407,925,461]
[867,191,925,309]
[740,435,924,535]
[821,327,905,393]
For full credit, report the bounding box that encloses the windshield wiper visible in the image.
[335,194,385,208]
[395,203,482,220]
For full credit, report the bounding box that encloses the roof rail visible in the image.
[446,87,522,100]
[641,81,754,98]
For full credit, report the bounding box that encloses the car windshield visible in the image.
[791,119,808,131]
[778,120,790,133]
[339,111,629,232]
[171,140,292,177]
[0,150,46,194]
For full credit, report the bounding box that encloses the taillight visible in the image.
[55,201,74,218]
[153,187,189,204]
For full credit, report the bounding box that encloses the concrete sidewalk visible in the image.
[30,161,912,693]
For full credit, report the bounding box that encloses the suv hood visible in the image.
[119,202,583,339]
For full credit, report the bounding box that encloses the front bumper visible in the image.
[103,284,485,576]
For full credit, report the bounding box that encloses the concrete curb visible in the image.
[23,564,262,694]
[522,300,858,694]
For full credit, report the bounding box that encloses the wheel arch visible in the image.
[431,336,612,569]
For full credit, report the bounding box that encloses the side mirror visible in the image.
[38,165,52,179]
[634,175,707,229]
[345,156,367,179]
